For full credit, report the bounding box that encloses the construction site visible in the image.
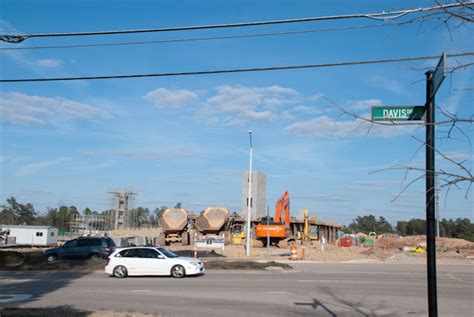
[69,192,341,248]
[61,181,473,264]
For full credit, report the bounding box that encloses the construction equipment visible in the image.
[411,245,426,253]
[195,207,229,243]
[255,191,295,247]
[158,208,190,246]
[303,208,318,241]
[296,209,318,242]
[230,223,245,245]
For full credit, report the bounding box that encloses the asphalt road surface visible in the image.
[1,263,473,316]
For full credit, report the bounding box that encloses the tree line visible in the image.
[0,196,173,232]
[345,214,474,242]
[2,197,473,242]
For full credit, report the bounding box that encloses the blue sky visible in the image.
[0,0,472,225]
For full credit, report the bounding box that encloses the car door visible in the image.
[116,249,139,275]
[60,240,79,259]
[153,249,169,275]
[76,239,92,259]
[134,248,163,275]
[156,247,177,274]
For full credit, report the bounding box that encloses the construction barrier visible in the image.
[338,237,353,247]
[289,245,298,260]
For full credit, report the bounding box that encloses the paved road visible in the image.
[1,263,473,316]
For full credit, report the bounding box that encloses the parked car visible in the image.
[44,237,116,262]
[105,246,204,278]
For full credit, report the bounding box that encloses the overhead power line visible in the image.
[1,52,472,83]
[0,2,471,43]
[0,23,392,51]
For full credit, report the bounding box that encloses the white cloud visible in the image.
[266,85,298,95]
[348,99,383,111]
[293,105,320,114]
[285,115,417,138]
[0,92,110,125]
[37,58,63,68]
[112,148,198,161]
[143,88,198,108]
[201,84,298,125]
[18,157,69,176]
[280,110,295,120]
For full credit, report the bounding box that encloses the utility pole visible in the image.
[246,129,253,257]
[435,175,440,238]
[266,205,270,261]
[425,70,438,317]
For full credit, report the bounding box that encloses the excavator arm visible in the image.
[274,191,290,227]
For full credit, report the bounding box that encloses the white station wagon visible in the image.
[105,246,204,278]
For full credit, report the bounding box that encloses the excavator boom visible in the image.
[274,191,290,226]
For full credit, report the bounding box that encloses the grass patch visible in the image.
[1,251,290,271]
[0,251,24,266]
[0,307,157,317]
[0,250,107,271]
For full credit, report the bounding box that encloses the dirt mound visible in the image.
[174,250,225,258]
[0,250,24,266]
[203,260,291,270]
[0,250,107,271]
[376,235,474,251]
[0,251,48,267]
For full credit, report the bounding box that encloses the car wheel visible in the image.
[46,254,58,262]
[113,265,128,278]
[89,253,102,261]
[171,265,186,278]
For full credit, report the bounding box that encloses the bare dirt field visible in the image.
[169,235,474,264]
[2,235,473,269]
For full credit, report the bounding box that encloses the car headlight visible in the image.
[191,262,200,267]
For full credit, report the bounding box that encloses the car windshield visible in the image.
[157,247,178,258]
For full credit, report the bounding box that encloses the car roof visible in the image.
[118,246,160,249]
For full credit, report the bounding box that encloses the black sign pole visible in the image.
[425,70,438,317]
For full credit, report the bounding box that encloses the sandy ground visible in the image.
[2,235,473,265]
[168,235,474,264]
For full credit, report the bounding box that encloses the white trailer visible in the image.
[0,225,59,246]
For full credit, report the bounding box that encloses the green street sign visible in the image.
[431,51,446,99]
[371,106,426,121]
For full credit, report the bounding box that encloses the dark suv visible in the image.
[45,237,116,262]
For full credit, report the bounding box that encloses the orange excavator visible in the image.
[255,191,295,247]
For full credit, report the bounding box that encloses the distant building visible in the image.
[242,171,267,219]
[0,225,59,246]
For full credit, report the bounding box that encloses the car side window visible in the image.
[78,239,102,247]
[145,249,159,259]
[63,240,77,248]
[133,249,158,258]
[106,238,116,248]
[136,249,148,258]
[118,249,137,258]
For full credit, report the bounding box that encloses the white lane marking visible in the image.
[265,291,287,294]
[296,280,387,284]
[297,279,318,282]
[0,294,33,303]
[132,289,152,292]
